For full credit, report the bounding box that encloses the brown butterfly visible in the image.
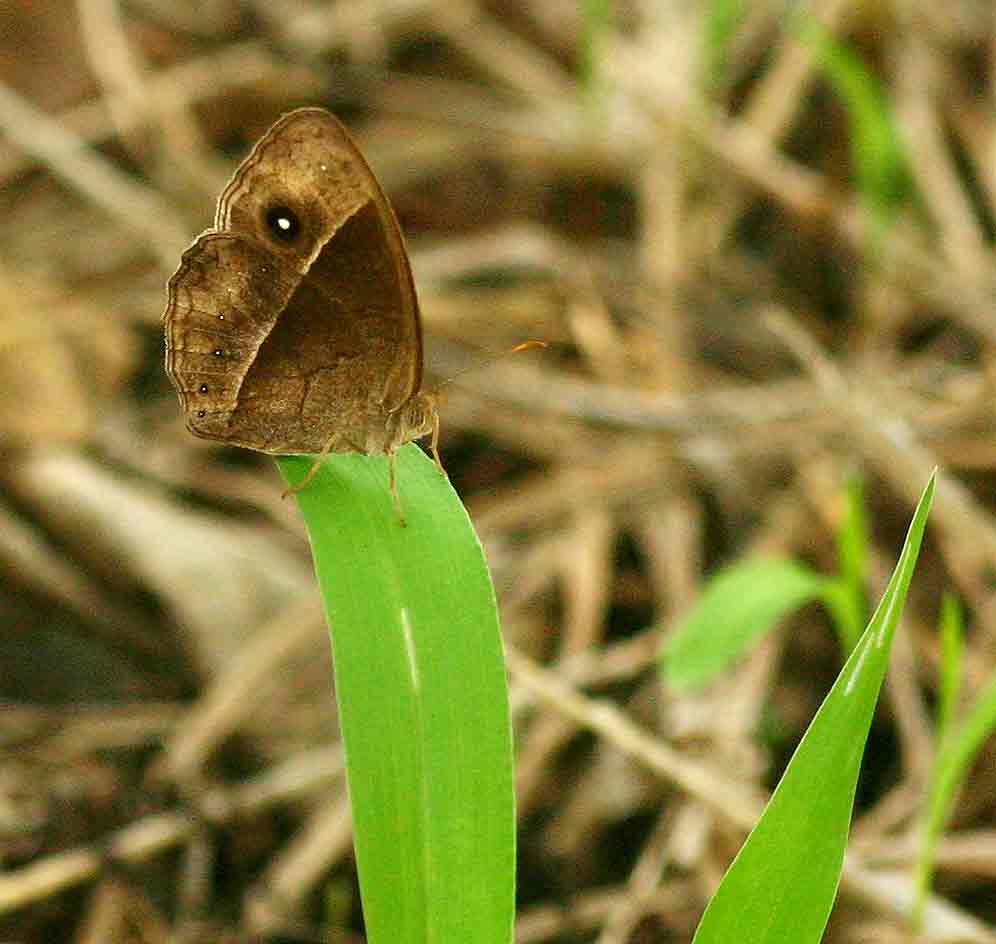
[163,108,441,517]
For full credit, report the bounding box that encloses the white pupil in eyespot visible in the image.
[265,205,300,240]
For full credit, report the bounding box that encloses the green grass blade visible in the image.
[662,558,827,691]
[836,476,868,588]
[820,576,864,657]
[912,591,966,929]
[792,16,913,239]
[279,445,515,944]
[934,674,996,818]
[832,475,869,651]
[692,473,935,944]
[935,592,965,747]
[915,644,996,930]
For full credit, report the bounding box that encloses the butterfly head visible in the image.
[395,390,438,445]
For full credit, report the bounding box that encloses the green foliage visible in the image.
[663,558,828,691]
[279,446,515,944]
[692,474,935,943]
[700,0,748,92]
[913,593,996,930]
[577,0,614,109]
[824,475,870,651]
[663,477,872,691]
[791,16,914,241]
[936,592,966,750]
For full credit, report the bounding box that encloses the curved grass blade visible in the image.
[692,473,935,944]
[279,445,515,944]
[663,558,827,691]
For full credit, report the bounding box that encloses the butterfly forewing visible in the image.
[215,108,422,412]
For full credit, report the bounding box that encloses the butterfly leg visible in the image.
[281,434,342,498]
[429,410,446,477]
[388,451,406,527]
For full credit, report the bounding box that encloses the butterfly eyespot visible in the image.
[196,410,206,418]
[213,349,223,357]
[264,205,301,243]
[199,383,209,393]
[217,313,225,321]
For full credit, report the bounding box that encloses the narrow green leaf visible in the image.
[932,673,996,830]
[831,474,869,651]
[935,593,965,747]
[912,591,965,929]
[692,473,935,944]
[836,476,868,586]
[663,558,827,691]
[934,676,996,812]
[820,576,864,656]
[915,636,996,931]
[792,16,913,239]
[279,445,515,944]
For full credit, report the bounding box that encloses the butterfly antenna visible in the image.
[436,340,547,391]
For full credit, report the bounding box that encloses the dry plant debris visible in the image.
[1,1,996,941]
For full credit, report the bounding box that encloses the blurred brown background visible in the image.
[2,1,996,941]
